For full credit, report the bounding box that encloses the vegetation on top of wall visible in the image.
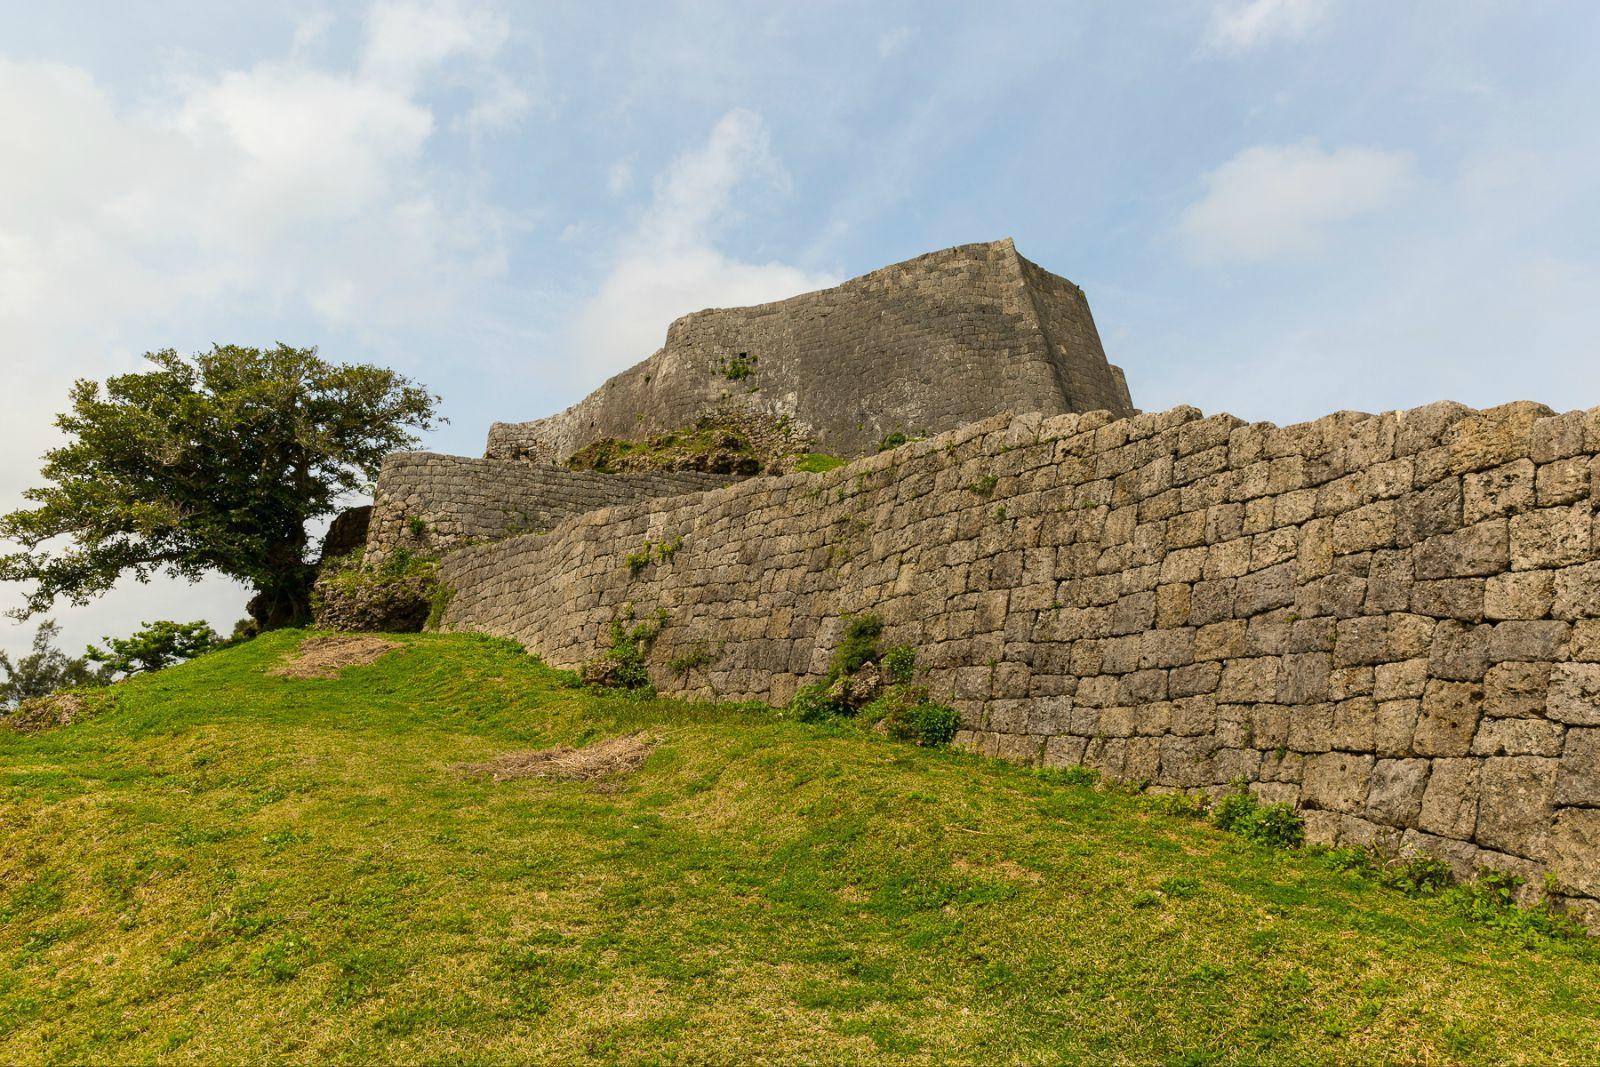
[311,549,441,633]
[792,453,846,473]
[565,410,817,476]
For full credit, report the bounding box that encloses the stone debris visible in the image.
[268,635,401,680]
[459,734,653,782]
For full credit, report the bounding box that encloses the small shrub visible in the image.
[881,645,916,684]
[877,431,909,452]
[657,536,684,562]
[1211,785,1305,849]
[667,643,715,677]
[880,698,959,747]
[831,614,884,677]
[1380,855,1455,896]
[719,353,756,380]
[581,609,667,691]
[1211,789,1258,834]
[791,681,851,723]
[625,545,653,574]
[967,474,999,497]
[406,515,429,539]
[1242,803,1306,849]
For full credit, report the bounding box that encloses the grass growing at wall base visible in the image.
[2,630,1599,1063]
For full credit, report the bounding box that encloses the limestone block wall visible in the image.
[439,402,1600,919]
[365,452,733,566]
[485,239,1134,464]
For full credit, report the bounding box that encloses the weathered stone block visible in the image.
[1375,658,1428,701]
[1474,756,1557,859]
[1332,697,1378,752]
[1374,699,1419,756]
[1278,652,1332,704]
[1536,456,1590,506]
[1471,717,1565,757]
[1510,505,1593,570]
[1483,661,1551,719]
[1366,758,1430,827]
[1552,562,1600,620]
[1287,702,1336,754]
[1550,808,1600,897]
[1418,758,1481,840]
[1428,622,1493,682]
[1414,681,1483,757]
[1463,459,1535,523]
[1410,579,1484,622]
[1484,570,1556,620]
[1332,501,1398,553]
[1553,728,1600,806]
[1414,520,1509,579]
[1445,402,1550,474]
[1488,620,1570,663]
[1218,658,1280,703]
[1549,664,1600,725]
[1302,752,1376,815]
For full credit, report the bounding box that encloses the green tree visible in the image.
[85,619,219,677]
[0,345,440,628]
[0,620,110,709]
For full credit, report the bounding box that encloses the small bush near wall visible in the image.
[312,550,441,632]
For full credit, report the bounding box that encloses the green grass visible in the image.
[2,631,1599,1063]
[793,452,847,473]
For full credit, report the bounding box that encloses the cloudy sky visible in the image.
[3,0,1598,659]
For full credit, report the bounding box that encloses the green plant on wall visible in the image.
[718,353,756,381]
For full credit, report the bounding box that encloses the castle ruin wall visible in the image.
[485,239,1134,463]
[439,401,1600,921]
[365,452,733,566]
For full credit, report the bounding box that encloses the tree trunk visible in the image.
[248,540,315,629]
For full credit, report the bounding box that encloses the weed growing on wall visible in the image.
[786,617,959,748]
[581,606,668,691]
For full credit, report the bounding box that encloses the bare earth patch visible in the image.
[460,734,654,783]
[269,635,402,680]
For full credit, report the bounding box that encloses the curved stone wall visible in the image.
[439,402,1600,921]
[366,452,733,566]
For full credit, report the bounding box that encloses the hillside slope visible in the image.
[2,632,1598,1063]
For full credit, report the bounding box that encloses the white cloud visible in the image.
[572,109,838,379]
[1179,140,1413,263]
[0,2,525,658]
[1203,0,1328,54]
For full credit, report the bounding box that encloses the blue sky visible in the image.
[3,0,1599,658]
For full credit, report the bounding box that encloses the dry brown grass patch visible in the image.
[4,690,114,732]
[460,734,654,782]
[269,635,401,679]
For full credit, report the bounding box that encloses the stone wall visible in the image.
[366,452,733,566]
[485,239,1135,463]
[439,401,1600,919]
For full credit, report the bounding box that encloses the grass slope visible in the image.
[2,631,1598,1063]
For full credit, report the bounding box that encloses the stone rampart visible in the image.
[439,401,1600,918]
[366,452,733,566]
[485,239,1134,463]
